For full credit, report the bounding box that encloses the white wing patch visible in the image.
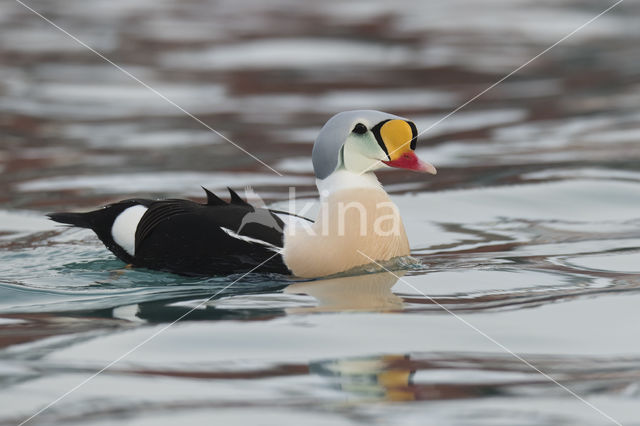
[111,205,148,256]
[219,226,282,253]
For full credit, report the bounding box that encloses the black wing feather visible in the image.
[130,188,289,276]
[135,201,197,248]
[49,188,308,276]
[228,187,250,206]
[202,186,227,206]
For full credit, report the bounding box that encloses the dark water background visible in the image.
[1,0,640,424]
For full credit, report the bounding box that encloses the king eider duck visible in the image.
[48,110,436,278]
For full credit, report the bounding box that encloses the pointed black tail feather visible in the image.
[47,212,92,228]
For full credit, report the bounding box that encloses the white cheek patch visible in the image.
[342,136,385,174]
[111,205,148,256]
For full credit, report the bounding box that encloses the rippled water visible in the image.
[1,0,640,425]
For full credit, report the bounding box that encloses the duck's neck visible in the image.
[316,170,383,198]
[283,170,410,278]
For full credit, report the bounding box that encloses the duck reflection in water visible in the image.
[285,270,404,313]
[103,270,406,323]
[290,272,416,402]
[311,354,416,402]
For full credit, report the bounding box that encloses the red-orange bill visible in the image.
[382,151,437,174]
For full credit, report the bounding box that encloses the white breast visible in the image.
[282,186,410,278]
[111,205,148,256]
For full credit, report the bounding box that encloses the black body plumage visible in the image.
[47,188,304,276]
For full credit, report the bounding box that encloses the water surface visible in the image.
[1,0,640,425]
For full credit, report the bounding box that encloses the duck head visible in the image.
[312,110,437,179]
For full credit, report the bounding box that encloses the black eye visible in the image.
[352,123,367,134]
